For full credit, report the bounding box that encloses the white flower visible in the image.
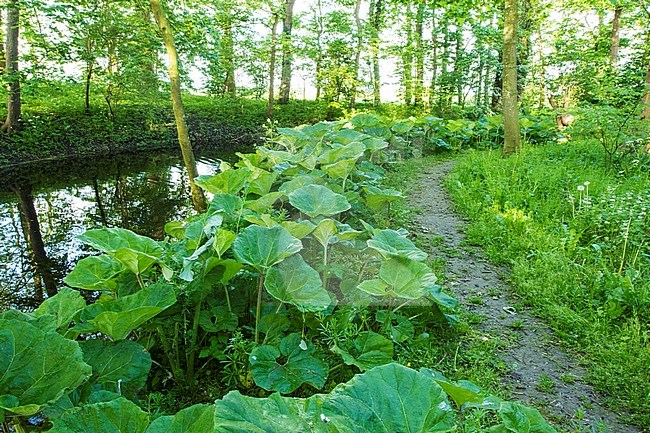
[584,181,590,186]
[577,185,585,191]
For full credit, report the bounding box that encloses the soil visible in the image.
[410,160,639,433]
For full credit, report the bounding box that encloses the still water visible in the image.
[0,148,235,310]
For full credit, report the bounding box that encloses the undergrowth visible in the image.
[446,140,650,428]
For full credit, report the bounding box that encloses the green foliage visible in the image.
[0,318,92,418]
[447,141,650,426]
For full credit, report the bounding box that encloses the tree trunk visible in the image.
[350,0,362,108]
[413,0,425,106]
[369,0,382,105]
[0,10,5,76]
[150,0,207,213]
[491,49,503,111]
[609,6,623,69]
[314,0,324,101]
[268,13,279,118]
[222,11,236,97]
[85,60,93,113]
[428,3,437,108]
[502,0,521,157]
[454,29,463,106]
[2,0,21,133]
[11,184,57,299]
[402,1,413,105]
[278,0,296,104]
[642,62,650,120]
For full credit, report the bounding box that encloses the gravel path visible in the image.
[410,160,639,433]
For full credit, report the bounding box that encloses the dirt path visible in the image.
[411,161,638,433]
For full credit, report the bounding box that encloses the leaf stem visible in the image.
[255,273,265,344]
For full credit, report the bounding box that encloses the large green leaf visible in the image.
[265,255,330,312]
[311,219,338,248]
[332,331,393,371]
[196,168,251,195]
[209,194,245,218]
[288,185,351,218]
[34,288,86,330]
[48,397,150,433]
[233,225,302,272]
[497,402,558,433]
[351,113,381,128]
[367,229,428,261]
[145,404,214,433]
[322,363,455,433]
[379,258,437,299]
[249,333,328,394]
[80,340,151,390]
[79,282,176,340]
[63,255,124,292]
[364,186,404,212]
[78,228,167,276]
[0,319,91,417]
[214,392,322,433]
[278,175,324,194]
[323,159,357,180]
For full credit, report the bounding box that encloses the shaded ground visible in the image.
[411,160,638,433]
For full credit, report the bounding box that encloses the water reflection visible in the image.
[0,149,231,310]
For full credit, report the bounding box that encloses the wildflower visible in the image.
[577,185,585,191]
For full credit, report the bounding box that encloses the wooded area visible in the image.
[0,0,648,432]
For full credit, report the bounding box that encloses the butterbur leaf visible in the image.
[214,229,237,258]
[0,319,91,416]
[34,288,86,330]
[364,186,404,212]
[214,392,322,433]
[357,279,389,297]
[196,168,251,195]
[280,220,316,239]
[48,397,149,433]
[367,229,427,261]
[80,282,176,340]
[80,339,151,390]
[322,363,455,433]
[323,158,357,180]
[425,370,484,407]
[264,255,330,312]
[498,402,558,433]
[379,258,437,299]
[199,307,238,333]
[288,184,351,218]
[145,404,214,433]
[375,311,414,343]
[311,219,338,248]
[78,228,165,275]
[332,331,393,371]
[63,255,124,291]
[245,191,284,214]
[248,170,278,196]
[233,225,302,272]
[351,113,381,128]
[278,175,324,194]
[249,333,328,393]
[209,194,244,217]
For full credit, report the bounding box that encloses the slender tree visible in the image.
[268,12,280,117]
[609,5,623,68]
[413,0,426,106]
[2,0,21,132]
[149,0,207,212]
[369,0,382,105]
[350,0,363,108]
[502,0,521,156]
[278,0,296,104]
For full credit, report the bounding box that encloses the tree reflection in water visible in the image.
[0,150,226,310]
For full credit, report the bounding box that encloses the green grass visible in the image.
[446,140,650,428]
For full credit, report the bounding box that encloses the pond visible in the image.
[0,148,239,311]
